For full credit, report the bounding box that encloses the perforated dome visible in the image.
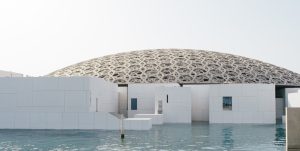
[48,49,300,85]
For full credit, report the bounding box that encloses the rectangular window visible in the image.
[223,96,232,110]
[131,98,137,110]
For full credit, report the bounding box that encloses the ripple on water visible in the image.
[0,123,286,151]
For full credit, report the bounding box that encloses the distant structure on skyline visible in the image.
[0,70,23,77]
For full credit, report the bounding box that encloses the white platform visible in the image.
[134,114,163,125]
[124,118,152,130]
[0,111,153,130]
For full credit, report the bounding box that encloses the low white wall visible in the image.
[209,84,275,124]
[183,85,209,121]
[124,118,152,130]
[134,114,163,125]
[0,77,118,113]
[155,87,192,123]
[285,88,300,107]
[0,111,151,130]
[0,111,119,130]
[0,77,119,129]
[127,83,179,117]
[0,77,88,113]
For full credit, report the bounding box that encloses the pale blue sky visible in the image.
[0,0,299,76]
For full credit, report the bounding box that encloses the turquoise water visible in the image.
[0,123,285,151]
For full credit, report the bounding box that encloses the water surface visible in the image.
[0,123,285,151]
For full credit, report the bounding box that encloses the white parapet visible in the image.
[124,118,152,130]
[134,114,163,125]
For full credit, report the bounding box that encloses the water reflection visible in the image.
[274,126,286,146]
[222,127,234,150]
[0,123,286,151]
[207,123,286,150]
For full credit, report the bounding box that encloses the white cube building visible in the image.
[1,49,300,129]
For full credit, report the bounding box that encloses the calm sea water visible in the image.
[0,123,285,151]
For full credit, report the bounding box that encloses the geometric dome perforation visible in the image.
[48,49,300,86]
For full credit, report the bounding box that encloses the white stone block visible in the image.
[15,78,33,91]
[33,91,64,107]
[0,78,25,91]
[124,119,131,130]
[16,106,64,113]
[211,112,223,123]
[0,112,14,128]
[62,113,78,129]
[124,118,152,130]
[65,91,88,108]
[30,112,47,129]
[58,78,88,90]
[99,103,117,112]
[243,86,258,97]
[209,112,215,122]
[259,98,275,112]
[65,106,88,113]
[106,114,119,130]
[46,112,62,129]
[0,93,17,107]
[16,91,33,107]
[78,113,94,129]
[14,112,30,129]
[233,113,242,123]
[94,112,107,129]
[263,112,275,123]
[252,112,264,123]
[209,85,220,97]
[134,114,163,125]
[33,78,59,90]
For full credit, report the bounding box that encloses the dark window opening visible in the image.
[131,98,137,110]
[166,95,168,103]
[223,96,232,110]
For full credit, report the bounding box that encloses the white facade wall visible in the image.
[0,77,119,129]
[0,77,118,113]
[209,84,276,124]
[285,88,300,107]
[183,85,210,121]
[89,77,118,112]
[155,87,192,123]
[127,83,179,117]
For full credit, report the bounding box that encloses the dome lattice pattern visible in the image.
[48,49,300,85]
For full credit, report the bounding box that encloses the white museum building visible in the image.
[0,49,300,130]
